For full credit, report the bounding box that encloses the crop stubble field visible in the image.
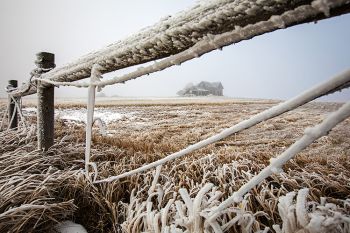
[0,97,349,232]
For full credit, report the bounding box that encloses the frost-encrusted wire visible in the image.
[12,0,350,96]
[207,100,350,218]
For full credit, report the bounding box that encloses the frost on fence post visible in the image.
[85,64,103,180]
[36,52,56,151]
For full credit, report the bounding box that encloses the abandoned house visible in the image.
[177,81,224,96]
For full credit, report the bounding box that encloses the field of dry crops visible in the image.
[0,98,349,232]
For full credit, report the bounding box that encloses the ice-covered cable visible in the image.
[94,69,350,184]
[208,100,350,219]
[14,0,350,96]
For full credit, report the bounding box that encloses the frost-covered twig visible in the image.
[148,165,162,196]
[0,204,48,218]
[272,188,350,233]
[95,69,350,183]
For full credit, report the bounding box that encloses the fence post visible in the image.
[8,80,18,129]
[36,52,55,151]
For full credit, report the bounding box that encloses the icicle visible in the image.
[84,64,102,179]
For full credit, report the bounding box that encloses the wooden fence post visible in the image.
[36,52,55,151]
[8,80,18,129]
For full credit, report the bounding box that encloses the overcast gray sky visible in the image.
[0,0,349,101]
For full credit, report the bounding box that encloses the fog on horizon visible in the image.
[0,1,349,102]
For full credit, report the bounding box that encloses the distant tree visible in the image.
[96,92,107,97]
[177,82,194,96]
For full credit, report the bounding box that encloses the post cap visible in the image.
[8,80,18,87]
[35,52,55,69]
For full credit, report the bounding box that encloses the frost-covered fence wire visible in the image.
[207,100,350,219]
[10,0,350,97]
[95,69,350,183]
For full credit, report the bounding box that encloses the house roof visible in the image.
[198,81,223,89]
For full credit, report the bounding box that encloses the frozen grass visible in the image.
[0,101,349,232]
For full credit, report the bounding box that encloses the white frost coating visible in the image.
[0,204,47,218]
[148,165,162,196]
[312,0,331,16]
[278,191,297,233]
[269,158,284,174]
[208,100,350,218]
[270,15,286,29]
[33,78,90,88]
[296,188,310,227]
[58,109,129,124]
[22,107,37,112]
[193,183,214,232]
[94,69,350,183]
[29,0,349,93]
[271,190,350,232]
[84,64,102,178]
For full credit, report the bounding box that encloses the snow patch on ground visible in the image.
[54,221,87,233]
[23,107,134,124]
[22,107,37,112]
[58,108,130,124]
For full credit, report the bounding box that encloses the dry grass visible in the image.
[0,100,349,232]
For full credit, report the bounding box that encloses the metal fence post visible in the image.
[36,52,55,151]
[8,80,18,129]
